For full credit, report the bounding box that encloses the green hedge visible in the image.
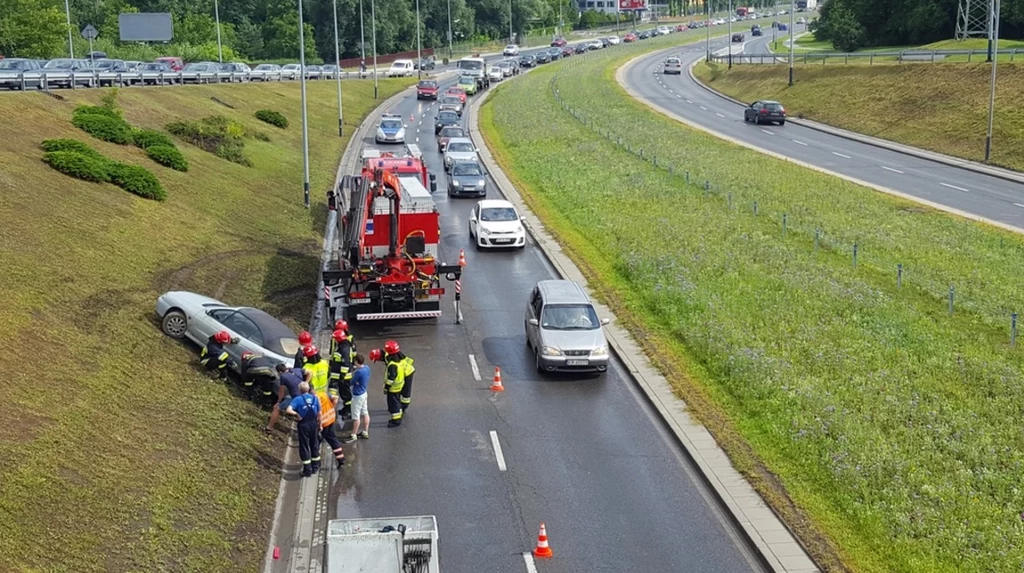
[40,138,104,159]
[146,145,189,172]
[254,109,289,129]
[167,116,251,166]
[72,113,133,145]
[42,151,110,183]
[109,162,167,201]
[73,104,121,119]
[132,128,175,150]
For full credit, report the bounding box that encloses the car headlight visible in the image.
[477,179,486,187]
[479,227,491,236]
[590,345,608,357]
[376,128,385,137]
[451,180,460,186]
[515,225,525,234]
[397,129,405,138]
[541,346,563,356]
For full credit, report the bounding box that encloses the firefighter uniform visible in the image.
[241,352,278,403]
[329,331,356,419]
[317,389,346,468]
[383,354,407,427]
[303,347,331,395]
[398,354,415,412]
[200,332,232,379]
[289,392,321,477]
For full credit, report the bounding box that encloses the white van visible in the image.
[387,59,415,77]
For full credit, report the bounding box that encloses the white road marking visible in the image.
[832,152,852,159]
[489,430,507,471]
[941,182,969,192]
[415,136,420,143]
[1014,203,1024,209]
[677,94,683,98]
[760,129,774,135]
[716,112,725,118]
[792,140,808,146]
[523,553,538,573]
[699,105,708,110]
[685,99,692,103]
[667,89,673,94]
[468,354,482,381]
[881,166,904,174]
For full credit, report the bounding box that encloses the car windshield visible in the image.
[441,97,460,105]
[441,128,464,137]
[380,120,402,130]
[541,304,601,330]
[666,59,680,64]
[458,77,473,84]
[255,64,274,70]
[453,163,482,176]
[480,206,516,221]
[457,60,484,71]
[439,111,459,121]
[764,102,783,110]
[448,142,473,153]
[419,80,437,88]
[0,60,32,70]
[269,336,301,358]
[45,60,75,69]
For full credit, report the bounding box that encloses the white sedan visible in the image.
[503,44,520,56]
[468,199,527,249]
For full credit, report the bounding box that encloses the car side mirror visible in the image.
[529,318,539,326]
[520,216,526,221]
[601,318,610,325]
[230,337,241,344]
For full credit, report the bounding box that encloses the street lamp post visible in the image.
[788,0,794,85]
[447,0,454,60]
[298,0,311,208]
[332,0,344,136]
[416,0,422,79]
[985,0,1001,162]
[727,0,732,69]
[508,0,513,45]
[214,0,223,62]
[371,0,378,99]
[359,0,366,63]
[705,0,711,62]
[64,0,74,58]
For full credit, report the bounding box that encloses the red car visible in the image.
[417,79,439,100]
[561,45,574,57]
[675,24,688,32]
[623,33,638,43]
[550,36,567,47]
[155,56,184,72]
[445,87,467,104]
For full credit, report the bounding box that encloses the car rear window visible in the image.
[765,103,784,111]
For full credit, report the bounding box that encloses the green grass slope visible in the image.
[481,49,1024,572]
[693,61,1024,172]
[0,78,411,572]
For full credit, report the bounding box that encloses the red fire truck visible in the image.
[323,146,461,322]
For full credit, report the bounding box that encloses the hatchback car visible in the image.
[535,52,550,64]
[551,36,567,47]
[437,125,467,152]
[519,54,536,67]
[445,86,467,104]
[664,57,683,75]
[439,95,464,116]
[418,79,439,99]
[504,44,520,56]
[434,110,461,134]
[448,160,487,198]
[156,291,301,373]
[525,280,610,374]
[457,75,478,95]
[744,100,786,125]
[574,43,589,54]
[732,33,745,42]
[470,200,525,249]
[443,137,479,171]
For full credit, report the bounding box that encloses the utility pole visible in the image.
[447,0,454,59]
[728,0,732,69]
[788,0,795,85]
[332,0,344,136]
[509,0,514,44]
[371,0,378,99]
[214,0,223,62]
[416,0,423,79]
[298,0,311,208]
[705,0,711,61]
[359,0,366,63]
[64,0,74,58]
[985,0,1001,162]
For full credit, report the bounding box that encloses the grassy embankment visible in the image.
[693,61,1024,172]
[480,45,1024,572]
[0,77,412,572]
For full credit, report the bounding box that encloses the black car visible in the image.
[599,38,611,48]
[744,100,786,125]
[574,43,588,54]
[447,160,487,198]
[417,57,436,70]
[548,47,562,61]
[519,54,536,67]
[535,52,550,64]
[752,28,763,36]
[638,30,651,39]
[732,33,745,42]
[434,110,461,134]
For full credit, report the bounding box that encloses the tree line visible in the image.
[812,0,1024,52]
[0,0,624,63]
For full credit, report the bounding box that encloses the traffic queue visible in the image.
[198,321,415,478]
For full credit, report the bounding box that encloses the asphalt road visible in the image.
[320,54,764,573]
[626,38,1024,230]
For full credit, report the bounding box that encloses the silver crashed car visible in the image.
[155,291,300,371]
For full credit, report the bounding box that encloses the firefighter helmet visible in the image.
[214,330,231,344]
[241,350,255,361]
[384,340,400,355]
[303,344,319,358]
[299,330,313,345]
[334,319,349,332]
[368,348,383,362]
[332,329,347,342]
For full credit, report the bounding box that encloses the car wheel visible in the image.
[754,116,761,125]
[778,120,785,126]
[161,310,188,339]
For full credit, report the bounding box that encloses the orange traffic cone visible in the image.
[491,367,505,392]
[458,249,467,267]
[410,113,415,122]
[533,523,553,558]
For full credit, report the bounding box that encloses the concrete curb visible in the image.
[468,58,819,573]
[689,53,1024,186]
[262,79,423,573]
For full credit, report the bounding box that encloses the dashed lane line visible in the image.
[489,430,507,472]
[760,129,774,136]
[881,166,904,174]
[832,152,852,159]
[523,553,538,573]
[715,112,725,118]
[941,182,970,192]
[468,354,482,382]
[792,140,808,146]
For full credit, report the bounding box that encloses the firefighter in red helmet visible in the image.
[201,330,236,379]
[303,344,331,395]
[370,340,415,427]
[328,321,356,420]
[294,330,313,368]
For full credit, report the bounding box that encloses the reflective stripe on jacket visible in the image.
[307,360,330,394]
[384,356,406,393]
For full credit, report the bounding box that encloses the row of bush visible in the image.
[70,91,189,173]
[41,139,166,201]
[254,109,289,129]
[166,115,253,166]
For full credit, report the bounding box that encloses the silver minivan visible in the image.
[525,280,610,374]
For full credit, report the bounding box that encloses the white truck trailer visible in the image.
[325,515,440,572]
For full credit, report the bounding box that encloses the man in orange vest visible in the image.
[316,387,346,469]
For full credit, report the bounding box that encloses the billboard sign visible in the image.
[618,0,646,10]
[119,13,174,42]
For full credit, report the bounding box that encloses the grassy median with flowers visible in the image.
[479,43,1024,573]
[0,77,412,571]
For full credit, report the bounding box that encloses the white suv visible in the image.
[503,44,520,56]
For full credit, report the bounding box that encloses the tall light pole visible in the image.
[705,0,711,61]
[214,0,223,62]
[416,0,423,79]
[727,0,732,69]
[508,0,513,44]
[332,0,344,136]
[984,0,1001,162]
[371,0,378,99]
[298,0,311,208]
[359,0,366,63]
[447,0,454,60]
[787,0,794,85]
[64,0,74,58]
